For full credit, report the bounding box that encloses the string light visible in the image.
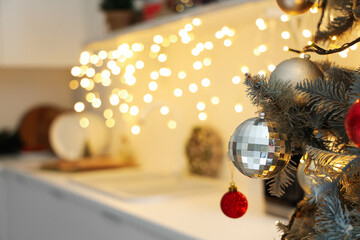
[74,102,85,112]
[149,81,158,91]
[174,88,183,97]
[302,29,312,38]
[201,78,211,87]
[143,94,153,103]
[196,102,206,111]
[69,80,79,90]
[92,99,101,108]
[131,125,141,135]
[86,93,96,102]
[158,54,167,62]
[150,71,159,80]
[258,44,267,52]
[71,66,81,77]
[283,46,289,51]
[160,106,170,115]
[310,6,318,13]
[178,71,186,79]
[255,18,266,30]
[281,31,290,39]
[169,34,178,43]
[280,15,289,22]
[198,112,207,121]
[211,96,220,105]
[167,120,177,129]
[105,118,115,128]
[79,117,89,128]
[232,76,241,84]
[159,68,171,77]
[103,109,113,119]
[153,35,164,44]
[80,78,91,88]
[241,66,249,74]
[151,44,161,53]
[185,24,193,31]
[350,44,358,50]
[135,60,144,69]
[224,39,232,47]
[98,50,107,59]
[129,106,139,116]
[189,83,198,93]
[268,64,276,72]
[235,104,243,113]
[109,94,120,105]
[119,103,129,113]
[204,41,213,50]
[79,51,90,65]
[193,61,203,70]
[192,18,201,26]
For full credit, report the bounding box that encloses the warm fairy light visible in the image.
[308,41,313,45]
[110,94,120,105]
[235,104,243,113]
[151,44,161,53]
[80,78,91,88]
[103,109,113,119]
[211,96,220,105]
[162,38,170,47]
[192,49,200,56]
[86,93,96,102]
[168,120,177,129]
[131,125,141,135]
[92,99,101,108]
[339,50,348,58]
[101,78,111,87]
[174,88,183,97]
[132,43,144,52]
[86,81,95,91]
[189,83,198,93]
[143,94,153,103]
[256,18,267,30]
[80,66,88,75]
[159,68,171,77]
[253,48,261,56]
[258,44,267,53]
[79,117,89,128]
[74,102,85,112]
[90,55,100,64]
[158,54,167,62]
[241,66,249,74]
[232,76,241,84]
[185,24,193,31]
[169,34,178,43]
[201,78,211,87]
[196,43,204,51]
[124,50,133,58]
[283,46,289,51]
[98,50,107,60]
[281,31,290,39]
[181,36,191,44]
[331,36,337,41]
[153,35,164,44]
[280,14,289,22]
[203,58,212,67]
[126,64,136,73]
[101,70,111,79]
[204,41,213,50]
[71,66,81,77]
[224,39,232,47]
[179,29,187,37]
[150,71,159,80]
[192,18,201,26]
[112,67,121,75]
[79,51,90,65]
[215,31,224,39]
[258,70,266,77]
[310,6,318,13]
[268,64,276,72]
[119,103,129,113]
[198,112,207,121]
[196,102,206,111]
[350,43,358,50]
[129,106,139,116]
[107,60,117,69]
[300,53,305,58]
[69,80,79,90]
[86,68,95,77]
[193,61,203,70]
[149,81,158,91]
[125,76,136,86]
[125,94,134,103]
[119,89,129,99]
[160,106,170,115]
[178,71,186,79]
[105,118,115,128]
[302,29,312,38]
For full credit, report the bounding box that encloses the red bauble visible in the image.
[345,99,360,147]
[220,184,248,218]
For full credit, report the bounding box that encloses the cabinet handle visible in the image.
[101,210,123,224]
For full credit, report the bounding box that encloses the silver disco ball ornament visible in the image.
[229,113,291,179]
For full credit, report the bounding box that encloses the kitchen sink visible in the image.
[70,170,221,202]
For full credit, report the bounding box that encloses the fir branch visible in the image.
[296,78,348,121]
[266,159,297,197]
[349,69,360,103]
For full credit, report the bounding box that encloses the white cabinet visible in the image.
[0,0,106,67]
[5,171,183,240]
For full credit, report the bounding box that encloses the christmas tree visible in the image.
[234,0,360,239]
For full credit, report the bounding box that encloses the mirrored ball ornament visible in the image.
[229,113,292,179]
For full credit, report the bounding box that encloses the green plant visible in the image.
[100,0,133,11]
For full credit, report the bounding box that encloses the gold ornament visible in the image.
[276,0,314,15]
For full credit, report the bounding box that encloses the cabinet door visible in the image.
[7,171,177,240]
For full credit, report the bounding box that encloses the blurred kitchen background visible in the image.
[0,0,359,239]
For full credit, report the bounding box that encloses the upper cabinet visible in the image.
[0,0,106,68]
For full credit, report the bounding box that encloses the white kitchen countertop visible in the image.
[1,155,287,240]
